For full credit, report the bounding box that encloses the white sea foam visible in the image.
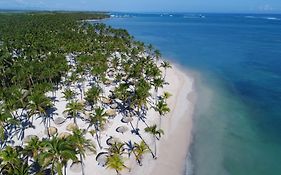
[183,14,205,19]
[265,17,280,20]
[110,14,131,18]
[245,16,256,18]
[185,152,194,175]
[245,15,280,21]
[184,16,196,19]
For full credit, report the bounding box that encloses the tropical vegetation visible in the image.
[0,12,171,175]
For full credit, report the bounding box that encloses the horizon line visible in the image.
[0,9,281,15]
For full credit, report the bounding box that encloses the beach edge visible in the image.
[130,63,196,175]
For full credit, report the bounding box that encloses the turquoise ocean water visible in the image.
[103,13,281,175]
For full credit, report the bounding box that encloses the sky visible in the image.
[0,0,281,13]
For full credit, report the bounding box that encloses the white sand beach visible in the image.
[12,62,195,175]
[130,65,195,175]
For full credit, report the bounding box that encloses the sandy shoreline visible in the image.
[129,64,195,175]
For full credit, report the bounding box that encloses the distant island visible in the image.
[0,12,194,175]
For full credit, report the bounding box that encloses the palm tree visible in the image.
[146,64,162,81]
[113,83,130,102]
[147,44,154,55]
[106,153,128,175]
[39,136,78,175]
[0,146,22,174]
[131,78,151,128]
[75,65,87,100]
[134,133,156,159]
[27,91,53,129]
[152,78,165,102]
[68,129,96,175]
[85,86,102,108]
[134,141,149,166]
[155,99,170,127]
[0,108,18,146]
[12,159,30,175]
[86,107,107,149]
[62,88,76,101]
[63,101,84,124]
[107,142,125,155]
[154,49,161,62]
[124,141,134,158]
[124,140,148,166]
[27,92,52,116]
[145,125,164,157]
[163,91,172,101]
[160,60,172,79]
[23,137,41,160]
[155,100,170,116]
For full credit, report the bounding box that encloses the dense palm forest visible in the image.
[0,12,172,175]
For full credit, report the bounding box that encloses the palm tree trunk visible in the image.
[159,116,162,129]
[136,117,140,129]
[138,134,156,159]
[154,136,157,157]
[154,89,158,103]
[136,108,141,129]
[52,162,55,175]
[64,165,67,175]
[129,121,135,132]
[19,107,26,119]
[132,150,142,166]
[82,81,85,99]
[95,125,102,149]
[46,115,51,138]
[80,153,85,175]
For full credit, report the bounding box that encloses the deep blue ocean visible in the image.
[103,13,281,175]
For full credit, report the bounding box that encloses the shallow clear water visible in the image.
[103,13,281,175]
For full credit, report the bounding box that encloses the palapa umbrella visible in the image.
[104,79,113,86]
[66,123,78,131]
[101,97,111,104]
[116,126,129,134]
[78,99,85,104]
[107,70,114,77]
[54,117,65,125]
[109,87,115,92]
[63,112,68,118]
[23,135,38,144]
[121,117,133,123]
[70,162,82,173]
[126,113,134,118]
[21,89,29,99]
[85,145,96,156]
[108,68,115,72]
[45,126,58,136]
[101,122,110,131]
[96,152,108,167]
[106,136,121,146]
[106,109,117,117]
[110,103,118,109]
[82,111,90,120]
[58,132,71,139]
